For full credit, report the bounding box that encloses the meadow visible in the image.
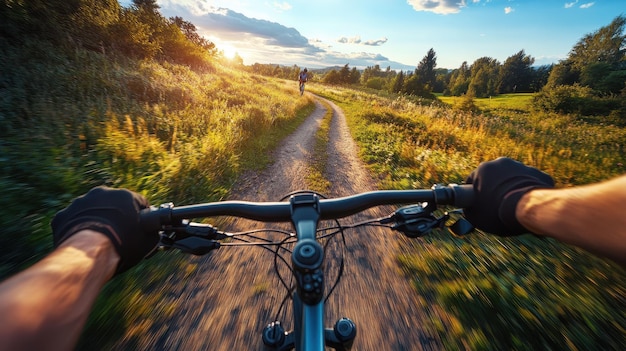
[2,39,624,349]
[437,93,535,112]
[0,41,315,348]
[3,3,624,349]
[309,83,625,350]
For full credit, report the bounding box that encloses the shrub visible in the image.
[454,92,479,113]
[533,84,624,117]
[365,77,385,90]
[532,84,594,114]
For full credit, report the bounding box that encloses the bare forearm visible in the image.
[517,175,626,266]
[0,231,119,351]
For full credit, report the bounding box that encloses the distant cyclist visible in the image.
[298,68,308,95]
[0,158,624,350]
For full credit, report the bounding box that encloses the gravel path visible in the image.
[114,96,441,350]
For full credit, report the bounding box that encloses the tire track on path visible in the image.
[114,96,441,350]
[321,98,440,351]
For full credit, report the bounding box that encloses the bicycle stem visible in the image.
[289,194,326,350]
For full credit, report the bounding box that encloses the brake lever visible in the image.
[385,203,475,238]
[157,221,227,255]
[385,203,440,238]
[393,214,447,238]
[183,222,228,240]
[172,237,221,255]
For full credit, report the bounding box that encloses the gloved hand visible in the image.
[464,157,555,236]
[51,186,158,275]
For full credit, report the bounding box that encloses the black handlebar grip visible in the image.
[139,206,171,233]
[449,184,474,208]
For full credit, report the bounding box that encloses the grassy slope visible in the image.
[310,84,625,350]
[0,39,315,348]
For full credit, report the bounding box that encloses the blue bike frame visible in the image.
[290,193,326,350]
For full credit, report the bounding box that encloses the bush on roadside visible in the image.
[532,84,622,117]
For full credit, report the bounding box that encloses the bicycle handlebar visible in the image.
[140,184,474,230]
[140,184,475,350]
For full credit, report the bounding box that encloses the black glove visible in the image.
[51,186,158,275]
[464,157,554,236]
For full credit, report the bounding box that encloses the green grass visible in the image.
[438,93,534,112]
[312,84,626,350]
[0,38,316,349]
[4,32,625,350]
[305,100,333,194]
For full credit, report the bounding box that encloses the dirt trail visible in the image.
[116,97,440,350]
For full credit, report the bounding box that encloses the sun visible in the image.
[208,36,246,63]
[220,43,238,59]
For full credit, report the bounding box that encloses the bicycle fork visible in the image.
[262,194,357,351]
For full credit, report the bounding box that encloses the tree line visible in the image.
[3,2,623,118]
[1,0,217,69]
[253,16,625,118]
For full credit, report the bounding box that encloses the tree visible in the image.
[70,0,120,48]
[467,57,500,98]
[568,15,625,70]
[545,61,579,89]
[339,64,351,84]
[433,68,449,93]
[545,16,626,94]
[349,67,361,84]
[529,65,552,92]
[170,16,216,53]
[499,50,535,93]
[361,64,382,82]
[110,8,160,58]
[0,0,119,44]
[448,61,470,96]
[391,71,405,93]
[581,63,626,94]
[402,74,434,99]
[132,0,160,13]
[323,70,341,84]
[416,48,437,89]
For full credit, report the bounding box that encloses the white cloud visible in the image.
[157,0,219,16]
[337,36,362,44]
[178,8,314,49]
[504,6,514,14]
[406,0,467,15]
[580,2,595,9]
[273,1,292,11]
[364,37,388,46]
[564,0,578,8]
[337,36,388,47]
[156,2,405,69]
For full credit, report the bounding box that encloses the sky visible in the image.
[119,0,624,70]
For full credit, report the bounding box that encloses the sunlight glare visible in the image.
[221,43,238,59]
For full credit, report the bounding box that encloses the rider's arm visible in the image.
[517,175,626,266]
[0,187,158,351]
[464,157,625,267]
[0,230,119,351]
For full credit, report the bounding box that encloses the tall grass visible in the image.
[1,38,314,348]
[314,86,623,188]
[310,84,625,350]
